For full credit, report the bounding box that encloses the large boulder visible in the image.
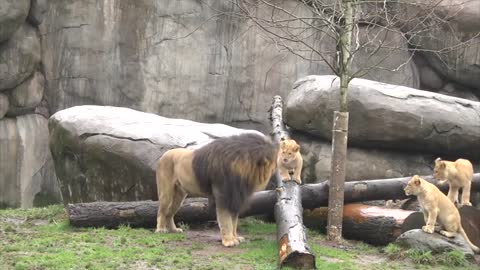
[285,75,480,159]
[0,0,30,43]
[7,71,45,116]
[48,105,264,204]
[40,0,333,131]
[0,23,41,91]
[396,229,474,259]
[0,93,8,119]
[0,114,60,208]
[296,134,433,183]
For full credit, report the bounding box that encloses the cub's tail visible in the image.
[459,227,480,254]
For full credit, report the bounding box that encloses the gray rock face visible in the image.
[0,114,60,208]
[7,71,45,116]
[296,134,433,183]
[285,75,480,159]
[27,0,48,26]
[0,93,8,119]
[351,26,419,89]
[0,0,30,43]
[48,105,264,204]
[0,23,41,91]
[396,229,474,258]
[40,0,332,130]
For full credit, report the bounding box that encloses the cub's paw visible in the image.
[422,226,434,234]
[295,178,302,184]
[461,202,472,207]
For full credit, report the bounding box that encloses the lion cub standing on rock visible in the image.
[277,139,303,184]
[404,175,479,253]
[433,158,473,207]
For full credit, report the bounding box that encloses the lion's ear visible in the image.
[435,157,441,163]
[280,140,286,148]
[439,162,446,169]
[258,157,270,167]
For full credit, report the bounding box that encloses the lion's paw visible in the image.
[222,237,239,247]
[155,228,168,233]
[236,236,245,243]
[169,228,183,233]
[422,226,434,234]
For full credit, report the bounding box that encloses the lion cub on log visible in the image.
[404,175,479,253]
[433,158,473,207]
[155,133,278,247]
[277,139,303,184]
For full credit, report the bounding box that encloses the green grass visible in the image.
[0,205,477,270]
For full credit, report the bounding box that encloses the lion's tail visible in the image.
[459,227,480,253]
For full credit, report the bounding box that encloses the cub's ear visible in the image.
[413,175,421,186]
[293,143,300,152]
[435,157,441,163]
[280,140,286,148]
[439,162,446,169]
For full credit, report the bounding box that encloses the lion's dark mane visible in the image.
[192,133,277,214]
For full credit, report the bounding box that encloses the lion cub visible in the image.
[433,158,473,207]
[404,175,479,253]
[277,139,303,184]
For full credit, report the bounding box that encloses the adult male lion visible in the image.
[155,133,278,247]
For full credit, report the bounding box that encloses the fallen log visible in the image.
[68,174,480,228]
[269,95,316,269]
[304,203,415,246]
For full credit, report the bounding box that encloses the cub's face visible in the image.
[404,175,422,196]
[279,139,300,165]
[433,159,447,180]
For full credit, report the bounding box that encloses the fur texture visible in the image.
[404,175,479,253]
[155,133,278,247]
[434,158,473,206]
[277,139,303,184]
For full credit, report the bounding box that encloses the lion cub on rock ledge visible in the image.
[277,139,303,184]
[404,175,479,253]
[433,157,473,207]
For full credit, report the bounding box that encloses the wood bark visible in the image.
[269,95,316,269]
[68,174,480,228]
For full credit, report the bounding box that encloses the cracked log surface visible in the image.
[285,75,480,159]
[67,174,480,228]
[48,105,262,204]
[269,95,316,269]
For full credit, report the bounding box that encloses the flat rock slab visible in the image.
[396,229,474,259]
[48,105,263,204]
[285,75,480,159]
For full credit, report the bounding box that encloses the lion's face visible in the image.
[433,158,448,180]
[279,139,300,165]
[404,175,422,196]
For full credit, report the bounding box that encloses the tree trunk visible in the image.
[327,111,348,242]
[67,174,480,228]
[269,95,316,269]
[328,0,354,242]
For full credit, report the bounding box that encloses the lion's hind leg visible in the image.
[156,156,176,234]
[166,185,187,233]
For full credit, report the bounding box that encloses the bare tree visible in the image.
[221,0,480,242]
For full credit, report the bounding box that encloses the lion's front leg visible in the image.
[422,208,438,234]
[232,214,245,244]
[447,186,459,205]
[216,207,238,247]
[460,182,472,207]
